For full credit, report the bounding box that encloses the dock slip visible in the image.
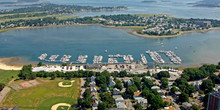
[159,50,182,64]
[93,56,103,64]
[146,50,165,64]
[49,55,59,62]
[77,55,88,63]
[38,53,47,60]
[140,54,147,65]
[60,55,72,63]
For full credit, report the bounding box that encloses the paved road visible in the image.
[80,78,86,98]
[0,86,11,104]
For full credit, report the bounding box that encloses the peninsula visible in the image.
[0,4,220,38]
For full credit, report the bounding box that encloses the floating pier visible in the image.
[123,55,134,63]
[38,53,47,60]
[60,55,72,63]
[93,56,103,64]
[159,50,182,64]
[108,58,118,64]
[140,54,147,65]
[49,55,59,62]
[77,55,88,63]
[146,50,165,64]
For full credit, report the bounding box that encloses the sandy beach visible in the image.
[0,57,22,70]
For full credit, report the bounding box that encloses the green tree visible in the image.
[191,104,201,110]
[133,103,143,110]
[179,92,189,103]
[201,79,214,93]
[37,62,43,67]
[83,89,91,98]
[114,79,123,90]
[157,71,170,79]
[133,77,142,90]
[0,83,5,91]
[125,85,138,98]
[98,102,107,110]
[161,77,168,88]
[100,93,114,108]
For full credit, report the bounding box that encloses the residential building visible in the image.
[207,91,220,110]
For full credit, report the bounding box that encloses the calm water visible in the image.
[0,26,220,66]
[0,0,220,67]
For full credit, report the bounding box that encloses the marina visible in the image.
[146,50,165,64]
[93,56,103,64]
[77,55,88,64]
[159,50,182,64]
[60,55,72,63]
[48,55,59,62]
[140,54,147,65]
[38,53,47,61]
[37,51,182,65]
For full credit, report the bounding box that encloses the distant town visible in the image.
[0,3,220,37]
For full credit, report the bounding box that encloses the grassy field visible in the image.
[0,78,80,110]
[0,69,19,84]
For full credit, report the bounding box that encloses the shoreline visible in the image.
[129,27,220,38]
[0,57,23,70]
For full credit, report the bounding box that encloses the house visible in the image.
[145,76,152,80]
[110,76,114,82]
[113,88,121,95]
[109,80,116,87]
[92,95,99,101]
[123,79,133,86]
[92,100,99,107]
[116,102,127,110]
[90,76,96,82]
[174,91,181,100]
[182,102,192,109]
[133,92,142,99]
[134,97,148,107]
[91,87,97,93]
[90,81,96,87]
[151,86,160,90]
[91,92,97,97]
[161,106,175,110]
[214,84,220,91]
[192,81,202,90]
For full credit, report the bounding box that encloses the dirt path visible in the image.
[80,78,86,98]
[51,103,71,110]
[58,80,75,87]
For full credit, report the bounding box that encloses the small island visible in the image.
[0,3,220,38]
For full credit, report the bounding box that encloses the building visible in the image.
[90,81,96,87]
[207,91,220,110]
[113,88,121,95]
[134,97,148,107]
[90,76,96,82]
[182,102,192,109]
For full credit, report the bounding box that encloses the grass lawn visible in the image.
[57,106,69,110]
[62,81,72,85]
[0,69,19,84]
[0,78,80,110]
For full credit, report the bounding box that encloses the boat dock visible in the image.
[49,55,59,62]
[60,55,72,63]
[77,55,88,63]
[108,58,118,64]
[146,50,165,64]
[93,56,103,64]
[123,55,134,63]
[159,50,182,64]
[140,54,147,64]
[38,53,47,60]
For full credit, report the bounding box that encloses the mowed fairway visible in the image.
[0,78,80,110]
[0,69,19,84]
